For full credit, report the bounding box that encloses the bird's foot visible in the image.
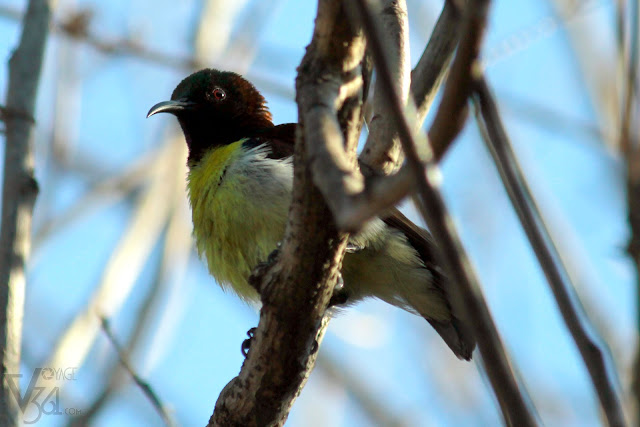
[249,244,281,293]
[241,327,256,357]
[328,273,349,307]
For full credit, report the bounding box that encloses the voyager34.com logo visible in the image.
[5,367,81,424]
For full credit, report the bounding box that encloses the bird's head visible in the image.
[147,69,274,164]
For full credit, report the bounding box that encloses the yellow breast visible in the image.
[187,140,292,300]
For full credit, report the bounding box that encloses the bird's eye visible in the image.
[212,88,226,101]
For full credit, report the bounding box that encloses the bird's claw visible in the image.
[249,246,280,292]
[328,273,349,307]
[241,327,257,357]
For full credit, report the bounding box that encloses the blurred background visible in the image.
[0,0,635,425]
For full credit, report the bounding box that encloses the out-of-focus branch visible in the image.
[359,0,410,174]
[0,5,296,101]
[618,0,638,159]
[348,0,539,425]
[549,0,619,148]
[41,139,179,392]
[620,1,640,424]
[473,77,626,427]
[0,1,51,425]
[68,146,190,427]
[317,352,410,427]
[426,0,478,162]
[100,317,177,427]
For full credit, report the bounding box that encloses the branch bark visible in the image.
[359,0,411,174]
[348,0,538,425]
[411,1,462,129]
[0,1,51,425]
[336,1,464,230]
[208,0,364,424]
[473,77,626,427]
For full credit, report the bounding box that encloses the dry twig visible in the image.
[473,77,626,427]
[0,1,51,424]
[100,317,177,427]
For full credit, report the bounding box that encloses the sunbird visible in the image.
[147,69,475,360]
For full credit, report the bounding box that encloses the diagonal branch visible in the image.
[100,317,177,427]
[411,1,463,129]
[335,2,465,230]
[347,0,538,425]
[0,1,51,425]
[208,1,364,424]
[473,77,627,427]
[360,0,411,174]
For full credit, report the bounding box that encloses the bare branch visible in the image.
[317,352,410,427]
[208,0,362,424]
[473,77,627,427]
[100,317,177,427]
[426,0,481,162]
[411,1,462,127]
[42,139,179,390]
[360,0,411,174]
[348,0,539,424]
[0,0,51,424]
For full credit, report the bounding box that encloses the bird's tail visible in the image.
[425,316,475,361]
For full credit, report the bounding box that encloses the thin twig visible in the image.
[619,0,638,158]
[0,1,51,425]
[0,5,296,102]
[317,352,410,427]
[473,77,626,427]
[99,317,177,427]
[42,139,179,392]
[348,0,538,425]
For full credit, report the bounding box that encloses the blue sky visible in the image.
[0,0,633,425]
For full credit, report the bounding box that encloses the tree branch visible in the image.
[347,0,539,425]
[359,0,411,174]
[0,1,51,425]
[473,77,627,427]
[335,1,465,230]
[208,0,363,424]
[100,317,177,427]
[411,1,462,128]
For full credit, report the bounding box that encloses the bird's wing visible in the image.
[381,208,445,279]
[251,123,296,160]
[382,208,476,359]
[248,124,475,358]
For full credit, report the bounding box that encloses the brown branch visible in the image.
[317,352,410,427]
[42,140,178,390]
[359,0,410,174]
[207,0,363,424]
[473,77,626,427]
[336,2,464,230]
[621,1,640,424]
[348,0,538,425]
[0,6,296,102]
[426,0,477,162]
[100,317,177,427]
[0,1,51,425]
[411,1,462,128]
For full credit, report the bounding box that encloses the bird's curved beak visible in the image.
[146,100,195,118]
